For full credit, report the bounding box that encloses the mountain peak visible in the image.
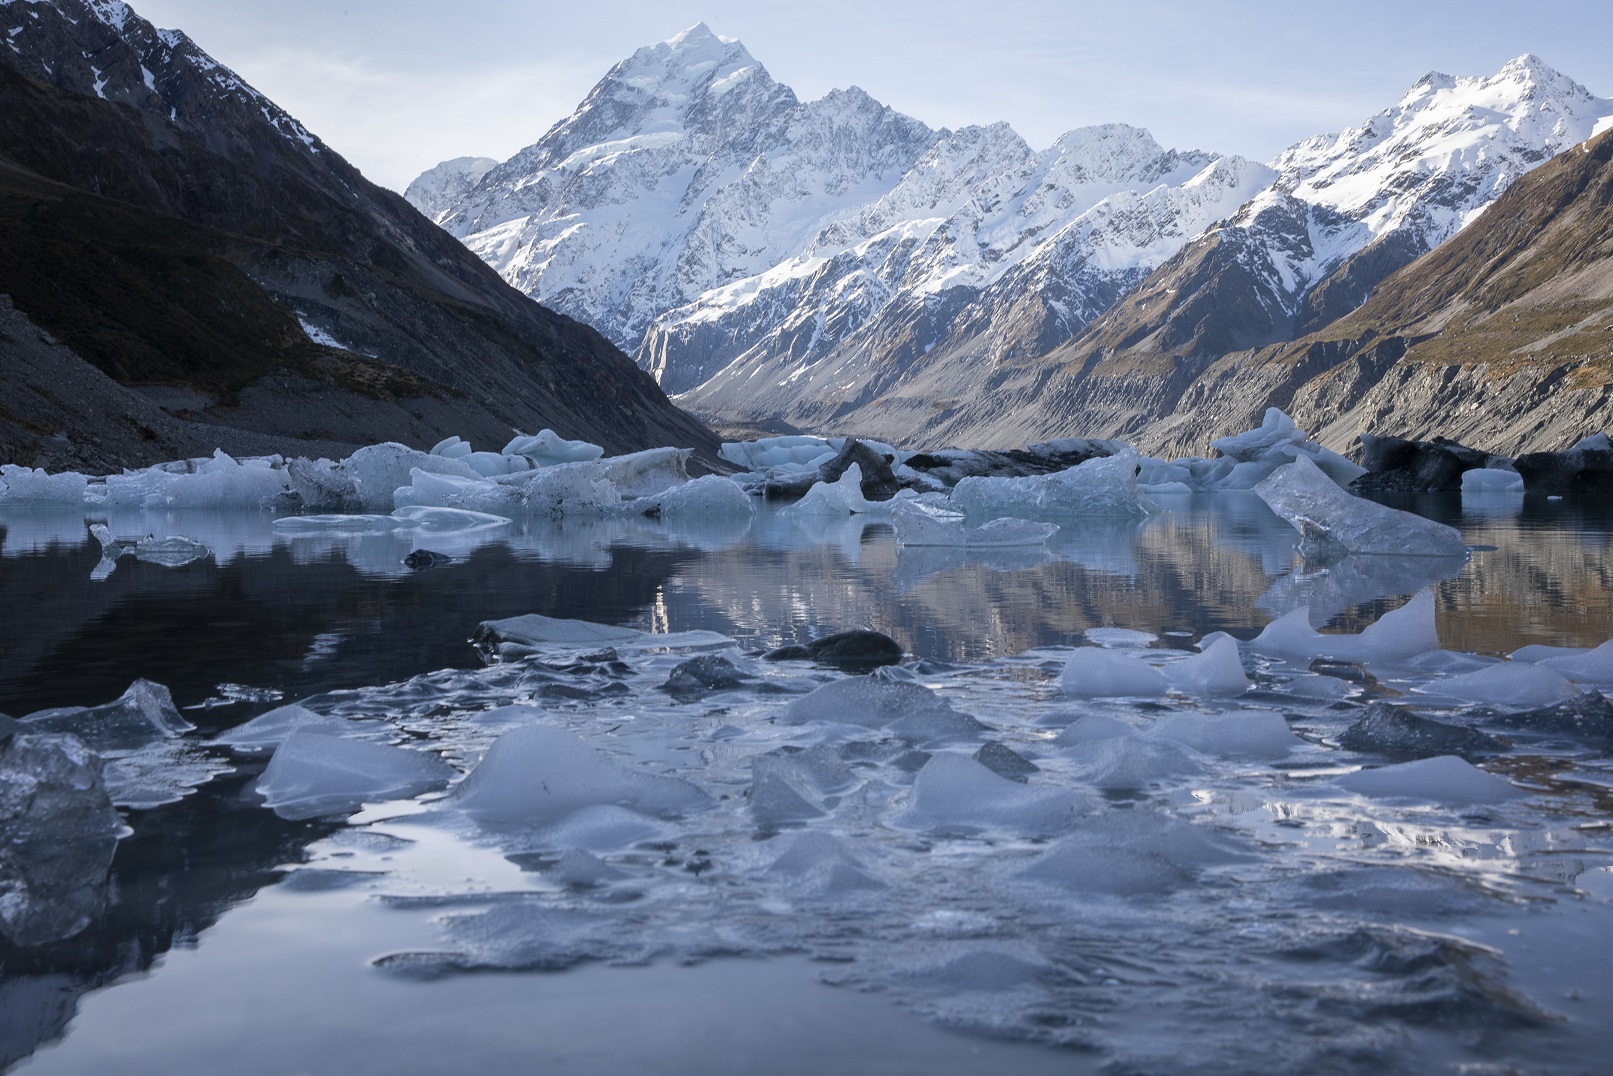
[630,23,753,71]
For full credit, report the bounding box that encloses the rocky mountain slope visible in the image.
[937,125,1613,458]
[0,0,715,470]
[415,25,1270,407]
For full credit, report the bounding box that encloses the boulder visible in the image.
[1351,434,1510,492]
[1514,434,1613,493]
[764,629,904,672]
[1493,691,1613,747]
[1337,702,1506,761]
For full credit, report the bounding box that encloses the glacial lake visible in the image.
[3,491,1612,1075]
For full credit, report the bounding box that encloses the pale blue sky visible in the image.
[130,0,1613,192]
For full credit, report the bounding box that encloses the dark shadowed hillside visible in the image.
[0,0,716,472]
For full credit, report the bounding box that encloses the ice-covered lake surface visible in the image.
[3,492,1613,1075]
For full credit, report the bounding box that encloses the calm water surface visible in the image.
[1,492,1611,1074]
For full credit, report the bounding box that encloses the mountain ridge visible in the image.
[414,28,1612,451]
[0,0,717,470]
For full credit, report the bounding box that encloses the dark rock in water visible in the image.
[973,741,1040,782]
[761,470,824,500]
[1514,435,1613,493]
[1493,691,1613,746]
[404,549,453,571]
[662,655,752,695]
[764,630,904,671]
[1350,434,1509,492]
[1338,702,1506,761]
[819,438,901,502]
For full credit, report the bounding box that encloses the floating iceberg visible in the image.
[1534,639,1613,685]
[720,435,838,474]
[1150,709,1297,758]
[951,453,1149,521]
[640,474,755,521]
[890,501,1058,548]
[1207,408,1365,489]
[23,679,193,752]
[764,832,884,895]
[781,464,899,517]
[0,464,88,506]
[214,703,369,755]
[1015,810,1246,897]
[255,732,455,820]
[1337,755,1524,806]
[784,670,986,745]
[749,746,857,828]
[450,725,710,826]
[1060,734,1203,790]
[1255,456,1468,557]
[897,753,1087,837]
[1059,647,1166,698]
[1158,636,1250,696]
[346,443,480,512]
[1250,590,1440,664]
[0,730,122,946]
[1418,662,1579,710]
[1461,467,1525,493]
[503,430,606,466]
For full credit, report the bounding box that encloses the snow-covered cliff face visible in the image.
[404,156,498,223]
[412,24,1265,398]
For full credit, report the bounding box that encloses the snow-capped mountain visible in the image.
[1075,55,1613,361]
[404,156,498,223]
[415,35,1612,445]
[414,25,1267,399]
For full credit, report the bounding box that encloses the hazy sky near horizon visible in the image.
[130,0,1613,192]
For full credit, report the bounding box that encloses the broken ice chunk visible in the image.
[213,704,366,755]
[783,669,986,745]
[1417,662,1579,710]
[0,464,89,506]
[1159,636,1250,696]
[764,832,884,895]
[640,474,755,520]
[24,679,193,751]
[1061,735,1202,791]
[344,442,481,511]
[1255,455,1468,557]
[1149,710,1297,758]
[1536,639,1613,685]
[256,732,455,820]
[130,535,211,568]
[1249,590,1440,664]
[897,753,1087,837]
[1337,755,1524,806]
[502,430,605,466]
[451,726,710,826]
[748,745,857,828]
[1059,647,1166,698]
[950,452,1149,522]
[0,731,122,946]
[1015,810,1248,897]
[1461,467,1524,493]
[890,501,1058,547]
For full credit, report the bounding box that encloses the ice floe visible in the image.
[1256,456,1468,557]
